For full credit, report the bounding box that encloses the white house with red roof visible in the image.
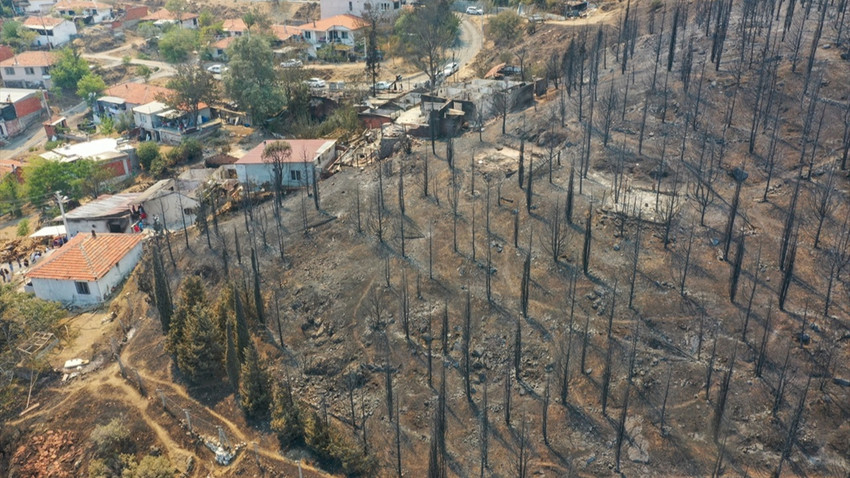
[26,232,145,305]
[209,35,236,60]
[142,8,199,29]
[94,81,172,124]
[299,14,364,46]
[235,139,336,187]
[0,50,57,88]
[53,0,113,24]
[22,16,77,47]
[320,0,402,21]
[222,18,247,36]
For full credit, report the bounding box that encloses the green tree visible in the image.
[306,410,334,464]
[135,64,153,82]
[225,319,240,391]
[158,28,199,63]
[151,246,173,333]
[51,48,90,90]
[0,175,23,217]
[163,64,218,128]
[224,35,284,126]
[136,22,161,40]
[15,218,29,237]
[167,277,206,352]
[394,0,459,89]
[239,343,270,418]
[24,157,76,205]
[175,305,224,383]
[137,141,160,172]
[120,455,174,478]
[1,21,36,52]
[270,381,305,448]
[364,13,381,95]
[70,158,111,199]
[76,73,107,106]
[487,10,523,46]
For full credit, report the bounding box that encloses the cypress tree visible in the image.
[225,319,240,392]
[176,306,224,383]
[239,344,270,418]
[271,381,305,447]
[251,248,265,324]
[152,246,173,333]
[234,286,251,361]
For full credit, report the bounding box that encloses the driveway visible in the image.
[82,43,177,81]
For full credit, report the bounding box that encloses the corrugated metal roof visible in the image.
[26,232,144,282]
[59,193,140,221]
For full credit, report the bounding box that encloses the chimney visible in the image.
[91,229,97,238]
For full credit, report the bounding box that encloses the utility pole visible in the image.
[55,191,69,238]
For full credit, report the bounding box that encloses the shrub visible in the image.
[168,138,202,164]
[487,10,523,46]
[15,219,28,237]
[90,419,131,457]
[121,455,174,478]
[45,139,62,151]
[99,116,115,135]
[136,141,160,171]
[159,28,200,63]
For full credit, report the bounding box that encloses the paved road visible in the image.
[402,14,484,87]
[0,100,88,159]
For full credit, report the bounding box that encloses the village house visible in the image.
[141,8,199,29]
[41,137,136,180]
[55,193,141,237]
[94,81,172,126]
[53,0,113,24]
[0,46,14,63]
[17,0,58,15]
[133,179,199,232]
[222,18,247,37]
[299,14,364,47]
[320,0,402,21]
[235,139,336,187]
[209,36,236,60]
[0,50,56,88]
[0,87,47,139]
[132,100,215,145]
[110,4,148,29]
[22,16,77,48]
[26,232,145,305]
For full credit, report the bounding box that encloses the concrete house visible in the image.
[22,16,77,48]
[53,0,113,24]
[95,81,172,125]
[300,14,364,46]
[26,232,145,305]
[222,18,247,36]
[235,139,336,187]
[133,179,199,232]
[0,87,47,139]
[132,100,214,145]
[320,0,402,20]
[41,137,136,180]
[57,193,141,237]
[0,51,57,88]
[21,0,58,15]
[141,8,199,29]
[209,36,236,60]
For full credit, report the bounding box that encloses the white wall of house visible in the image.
[66,217,132,237]
[141,193,199,232]
[26,0,58,14]
[320,0,400,20]
[57,6,112,23]
[30,241,143,305]
[236,162,317,188]
[24,20,77,47]
[0,65,52,88]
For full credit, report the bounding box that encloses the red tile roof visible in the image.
[102,82,172,106]
[13,95,44,118]
[27,232,145,282]
[305,14,365,32]
[0,51,58,67]
[270,24,303,42]
[211,35,236,49]
[142,8,199,21]
[23,16,68,28]
[122,5,149,21]
[222,18,246,32]
[0,45,14,63]
[237,139,334,165]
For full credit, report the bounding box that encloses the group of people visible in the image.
[0,247,50,283]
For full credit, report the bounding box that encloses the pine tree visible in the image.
[306,409,333,464]
[239,344,270,418]
[175,306,224,383]
[233,286,251,361]
[251,248,265,324]
[167,277,207,353]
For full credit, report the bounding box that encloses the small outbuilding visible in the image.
[132,179,199,232]
[58,193,141,237]
[26,232,145,305]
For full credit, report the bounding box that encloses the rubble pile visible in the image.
[11,430,81,478]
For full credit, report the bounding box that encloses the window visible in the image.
[290,170,302,181]
[183,208,196,215]
[4,67,13,75]
[24,67,35,75]
[341,31,348,39]
[349,1,352,9]
[42,67,49,75]
[75,282,90,294]
[304,31,311,39]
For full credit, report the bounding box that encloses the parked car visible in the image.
[374,81,392,91]
[443,62,459,77]
[207,64,227,74]
[466,6,483,15]
[306,77,327,88]
[280,59,303,68]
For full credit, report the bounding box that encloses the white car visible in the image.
[466,6,483,15]
[374,81,392,91]
[280,59,303,68]
[443,62,459,77]
[207,64,227,74]
[306,77,327,88]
